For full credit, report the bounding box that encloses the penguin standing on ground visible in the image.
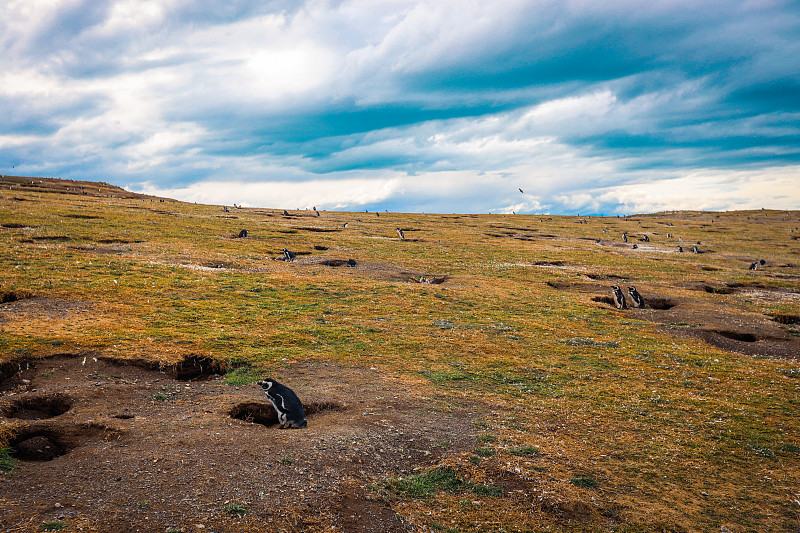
[282,248,296,261]
[611,286,628,309]
[628,286,645,308]
[396,228,405,240]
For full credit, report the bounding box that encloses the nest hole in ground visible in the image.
[1,290,36,304]
[173,355,226,381]
[702,285,735,295]
[773,314,800,325]
[1,393,73,420]
[229,400,345,427]
[713,330,758,342]
[200,261,237,269]
[647,298,677,310]
[592,296,617,306]
[1,223,35,229]
[97,354,226,381]
[10,435,67,461]
[586,273,626,280]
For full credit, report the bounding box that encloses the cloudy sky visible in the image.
[1,0,798,214]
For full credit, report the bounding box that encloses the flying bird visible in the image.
[519,188,524,193]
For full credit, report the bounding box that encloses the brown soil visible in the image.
[0,354,481,532]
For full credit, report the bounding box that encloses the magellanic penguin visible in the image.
[628,286,645,308]
[611,285,628,309]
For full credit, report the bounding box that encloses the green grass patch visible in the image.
[40,521,66,532]
[222,502,248,518]
[507,445,539,457]
[570,476,599,489]
[222,365,263,385]
[0,447,17,474]
[379,467,501,499]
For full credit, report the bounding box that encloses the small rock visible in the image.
[54,503,62,508]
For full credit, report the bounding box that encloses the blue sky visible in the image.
[1,0,798,214]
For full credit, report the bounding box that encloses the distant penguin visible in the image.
[759,259,766,266]
[623,233,628,243]
[376,212,380,217]
[223,206,229,213]
[283,210,289,216]
[343,222,348,228]
[632,244,638,249]
[347,259,356,267]
[313,206,316,211]
[238,229,248,238]
[628,286,645,308]
[611,286,628,309]
[282,248,296,261]
[678,246,684,253]
[749,261,758,270]
[692,246,699,253]
[396,228,405,240]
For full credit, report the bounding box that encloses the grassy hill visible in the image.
[1,175,798,532]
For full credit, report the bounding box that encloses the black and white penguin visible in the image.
[396,228,405,240]
[282,248,296,261]
[257,378,307,429]
[611,286,628,309]
[628,286,645,308]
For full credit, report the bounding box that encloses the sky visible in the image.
[1,0,798,215]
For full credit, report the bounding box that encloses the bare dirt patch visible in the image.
[0,354,481,532]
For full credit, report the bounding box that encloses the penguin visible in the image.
[257,378,307,429]
[678,246,684,253]
[282,248,296,261]
[611,286,628,309]
[628,286,645,308]
[623,233,628,243]
[692,246,699,253]
[749,261,758,270]
[343,222,348,228]
[283,210,289,216]
[347,259,356,267]
[238,229,248,238]
[396,228,405,240]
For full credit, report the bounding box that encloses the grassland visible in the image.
[1,175,799,532]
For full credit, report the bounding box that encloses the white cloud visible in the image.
[135,174,405,210]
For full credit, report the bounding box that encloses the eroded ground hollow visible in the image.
[1,393,73,420]
[9,430,69,461]
[229,400,345,427]
[229,401,279,426]
[713,330,758,342]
